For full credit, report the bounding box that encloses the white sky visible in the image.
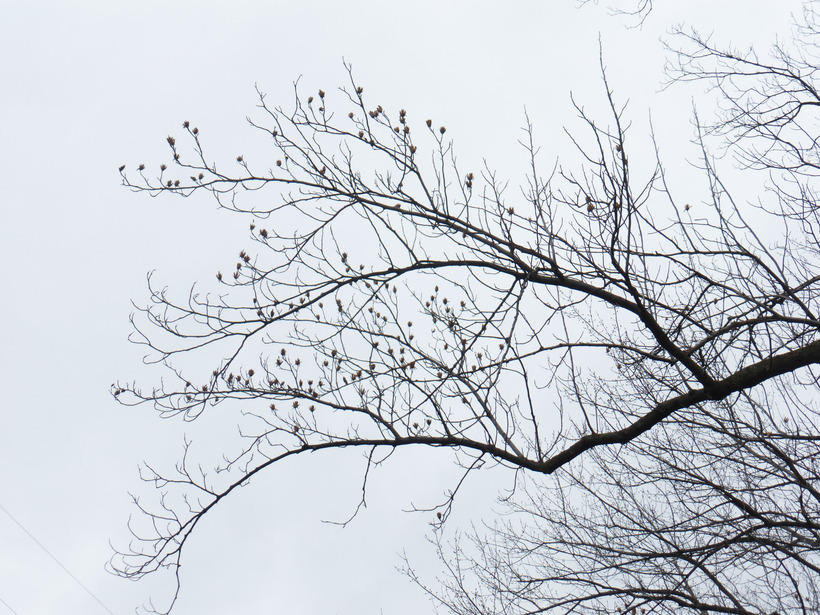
[0,1,805,613]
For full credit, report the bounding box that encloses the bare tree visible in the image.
[422,388,819,615]
[112,7,820,614]
[419,13,820,615]
[578,0,655,25]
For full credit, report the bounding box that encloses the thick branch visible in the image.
[539,337,820,472]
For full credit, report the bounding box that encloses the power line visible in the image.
[0,594,19,615]
[0,501,115,614]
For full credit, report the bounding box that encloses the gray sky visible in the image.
[0,2,804,613]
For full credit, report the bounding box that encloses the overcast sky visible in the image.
[0,2,806,613]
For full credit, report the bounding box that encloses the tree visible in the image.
[422,17,820,615]
[112,6,820,614]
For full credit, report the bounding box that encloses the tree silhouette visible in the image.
[113,8,820,614]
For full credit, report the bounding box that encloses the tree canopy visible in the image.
[113,5,820,614]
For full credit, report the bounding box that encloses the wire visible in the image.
[0,501,115,615]
[0,595,19,615]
